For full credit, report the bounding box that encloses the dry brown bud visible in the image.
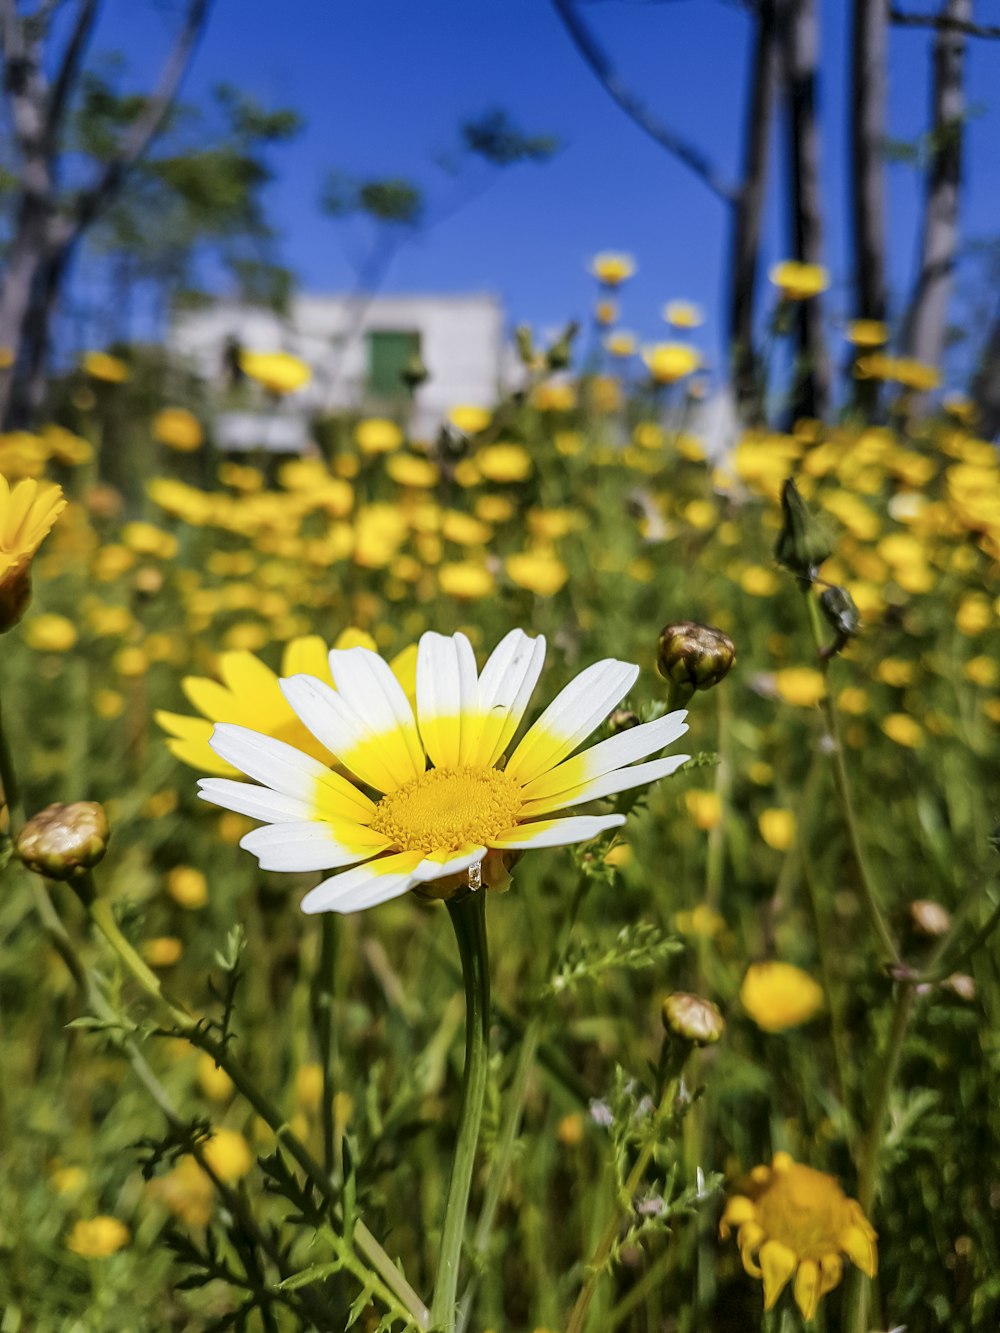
[657,621,735,691]
[16,801,109,880]
[909,899,951,937]
[662,991,725,1046]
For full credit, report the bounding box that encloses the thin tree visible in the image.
[0,0,213,426]
[778,0,830,420]
[900,0,972,368]
[850,0,889,324]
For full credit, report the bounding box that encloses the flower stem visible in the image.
[801,587,899,964]
[565,1042,689,1333]
[844,980,917,1333]
[430,890,491,1333]
[80,873,430,1329]
[316,912,339,1173]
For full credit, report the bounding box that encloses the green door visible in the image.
[367,329,421,398]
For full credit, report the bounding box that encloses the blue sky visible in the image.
[97,0,1000,363]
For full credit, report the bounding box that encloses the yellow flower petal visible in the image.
[794,1259,820,1321]
[759,1239,798,1310]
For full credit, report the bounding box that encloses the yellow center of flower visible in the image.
[370,765,522,853]
[755,1163,848,1261]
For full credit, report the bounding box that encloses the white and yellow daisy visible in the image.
[198,630,689,915]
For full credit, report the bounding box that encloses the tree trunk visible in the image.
[729,0,779,423]
[901,0,971,367]
[780,0,830,420]
[0,194,55,428]
[850,0,889,322]
[11,241,74,428]
[972,297,1000,439]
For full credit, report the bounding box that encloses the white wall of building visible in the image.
[170,293,507,439]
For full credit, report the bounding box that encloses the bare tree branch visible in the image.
[47,0,98,142]
[550,0,739,203]
[65,0,213,242]
[890,7,1000,38]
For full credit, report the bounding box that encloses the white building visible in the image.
[170,292,508,443]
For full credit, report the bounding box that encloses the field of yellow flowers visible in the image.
[0,266,998,1332]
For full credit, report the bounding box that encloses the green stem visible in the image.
[430,891,491,1333]
[316,913,339,1173]
[566,1044,688,1333]
[455,1013,541,1333]
[843,981,916,1333]
[801,587,899,964]
[82,878,430,1329]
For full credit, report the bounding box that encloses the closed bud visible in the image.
[546,320,579,371]
[608,708,640,734]
[818,585,861,658]
[657,621,736,691]
[909,899,951,937]
[515,324,535,367]
[16,801,109,880]
[662,992,725,1046]
[774,478,832,582]
[401,351,429,391]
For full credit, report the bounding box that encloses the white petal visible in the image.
[240,821,389,872]
[281,673,415,793]
[488,813,626,850]
[416,631,481,768]
[209,725,329,798]
[520,755,690,816]
[519,711,689,803]
[197,778,314,823]
[300,851,424,915]
[328,646,426,777]
[505,659,640,785]
[474,629,546,766]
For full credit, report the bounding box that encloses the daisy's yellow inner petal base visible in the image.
[370,766,522,852]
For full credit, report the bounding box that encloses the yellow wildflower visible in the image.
[239,350,311,395]
[720,1152,876,1320]
[589,251,636,287]
[845,319,888,348]
[477,443,532,483]
[769,261,830,301]
[448,404,491,435]
[758,808,796,852]
[356,418,403,455]
[24,613,77,653]
[663,300,704,329]
[0,476,66,631]
[773,667,825,708]
[642,342,701,385]
[81,351,130,383]
[167,866,208,909]
[740,962,823,1032]
[66,1216,130,1258]
[505,550,569,596]
[153,407,203,452]
[881,713,924,748]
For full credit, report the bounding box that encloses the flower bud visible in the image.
[774,477,832,582]
[607,708,640,734]
[546,321,579,371]
[818,585,861,658]
[515,324,535,367]
[908,899,951,937]
[657,621,735,691]
[662,992,725,1046]
[16,801,109,880]
[401,351,429,391]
